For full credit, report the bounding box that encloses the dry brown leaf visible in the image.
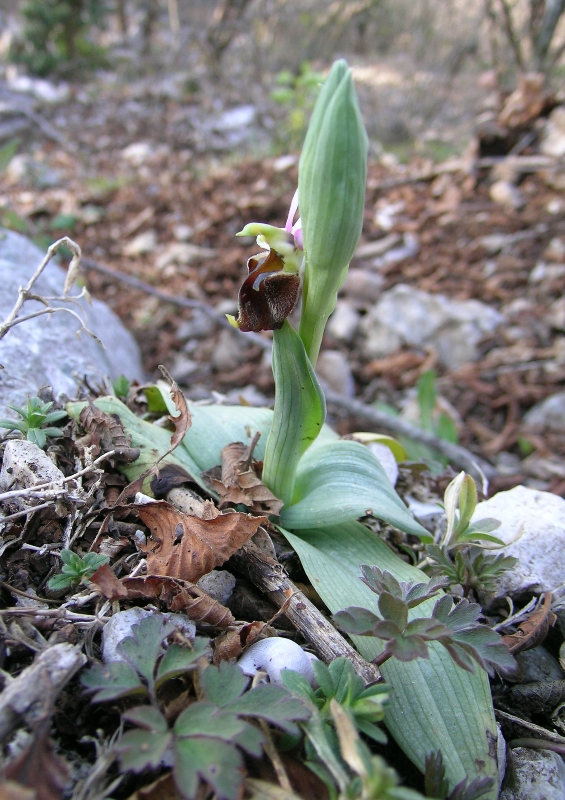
[123,575,235,627]
[3,719,69,800]
[501,591,556,655]
[78,401,140,463]
[137,501,266,582]
[203,441,283,515]
[151,464,195,497]
[89,563,128,600]
[213,621,272,664]
[158,366,192,454]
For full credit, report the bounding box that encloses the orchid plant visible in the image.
[225,60,501,798]
[66,60,503,798]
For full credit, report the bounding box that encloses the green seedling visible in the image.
[271,62,325,151]
[0,396,67,449]
[334,567,515,675]
[81,615,309,800]
[424,472,517,596]
[112,374,131,399]
[47,549,109,591]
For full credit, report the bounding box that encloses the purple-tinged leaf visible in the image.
[378,592,408,629]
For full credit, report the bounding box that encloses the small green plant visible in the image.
[81,615,310,800]
[10,0,109,77]
[401,370,459,466]
[112,374,131,400]
[48,549,110,591]
[0,396,67,448]
[281,658,429,799]
[271,62,325,151]
[333,566,515,675]
[424,472,518,596]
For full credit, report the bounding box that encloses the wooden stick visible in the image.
[229,536,382,686]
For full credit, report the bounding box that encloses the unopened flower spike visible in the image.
[227,208,303,333]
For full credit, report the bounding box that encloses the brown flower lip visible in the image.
[235,248,300,333]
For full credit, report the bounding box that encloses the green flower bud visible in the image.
[298,60,368,364]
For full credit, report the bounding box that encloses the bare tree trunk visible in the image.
[206,0,253,65]
[532,0,565,69]
[141,0,160,55]
[116,0,128,36]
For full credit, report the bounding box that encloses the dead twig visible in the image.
[324,388,495,490]
[80,256,272,352]
[0,237,100,348]
[0,642,86,745]
[0,450,118,506]
[228,532,382,686]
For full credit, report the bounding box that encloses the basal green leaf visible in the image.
[281,440,429,539]
[355,718,388,744]
[225,684,310,734]
[378,592,408,629]
[47,573,75,591]
[311,660,335,700]
[263,321,326,504]
[281,669,318,705]
[122,705,169,732]
[116,728,172,773]
[174,702,247,740]
[155,639,209,688]
[200,661,247,706]
[333,606,381,635]
[117,614,177,688]
[174,737,244,800]
[81,661,146,703]
[329,657,365,704]
[280,522,499,797]
[232,725,265,758]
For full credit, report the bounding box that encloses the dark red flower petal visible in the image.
[236,249,300,332]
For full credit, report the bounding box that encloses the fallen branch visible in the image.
[80,256,272,352]
[0,237,100,348]
[0,643,86,744]
[324,388,495,489]
[228,533,382,686]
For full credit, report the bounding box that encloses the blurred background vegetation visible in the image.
[1,0,565,159]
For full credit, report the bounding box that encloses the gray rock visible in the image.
[541,106,565,158]
[524,391,565,432]
[177,310,216,341]
[0,439,65,511]
[316,350,355,397]
[340,269,385,305]
[197,570,236,606]
[211,329,246,372]
[472,486,565,596]
[500,747,565,800]
[515,646,564,683]
[0,230,143,413]
[359,284,503,369]
[102,608,196,664]
[326,301,360,343]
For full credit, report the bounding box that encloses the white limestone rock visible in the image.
[359,284,503,370]
[472,485,565,596]
[0,229,144,413]
[500,747,565,800]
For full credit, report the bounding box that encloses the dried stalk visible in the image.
[0,642,86,744]
[229,535,382,686]
[0,237,99,346]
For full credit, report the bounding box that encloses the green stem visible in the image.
[262,321,326,505]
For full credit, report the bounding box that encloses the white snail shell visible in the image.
[237,638,318,685]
